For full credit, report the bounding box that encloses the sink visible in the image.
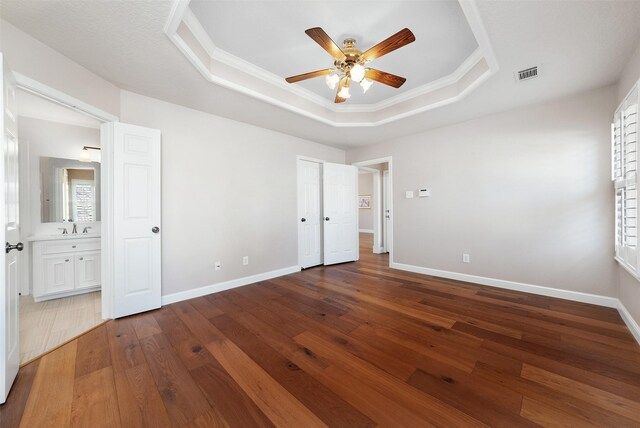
[48,233,100,239]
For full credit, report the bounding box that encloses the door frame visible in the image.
[296,155,325,269]
[352,157,394,266]
[14,74,118,319]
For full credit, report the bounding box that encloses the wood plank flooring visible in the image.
[2,233,640,427]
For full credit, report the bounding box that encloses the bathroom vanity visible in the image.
[28,234,101,302]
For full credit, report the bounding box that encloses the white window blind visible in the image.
[614,84,639,272]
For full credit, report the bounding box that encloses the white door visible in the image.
[297,160,323,268]
[102,122,161,319]
[383,170,390,253]
[1,54,21,404]
[323,162,358,265]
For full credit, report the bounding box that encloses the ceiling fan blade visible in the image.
[365,69,406,88]
[335,77,347,103]
[305,27,346,61]
[285,69,334,83]
[361,28,415,62]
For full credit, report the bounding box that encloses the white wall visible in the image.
[358,173,373,231]
[616,38,640,330]
[618,38,640,102]
[347,85,617,298]
[1,20,120,117]
[119,91,345,297]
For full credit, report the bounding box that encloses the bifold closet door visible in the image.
[323,162,358,265]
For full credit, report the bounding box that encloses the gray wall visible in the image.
[347,85,617,297]
[120,91,345,297]
[358,173,373,231]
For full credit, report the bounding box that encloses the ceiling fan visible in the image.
[285,27,416,103]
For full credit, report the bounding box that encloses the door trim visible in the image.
[14,73,118,123]
[352,157,394,266]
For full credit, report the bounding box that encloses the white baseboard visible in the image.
[161,265,301,305]
[359,229,374,233]
[617,300,640,345]
[390,262,619,308]
[373,245,385,254]
[391,262,640,345]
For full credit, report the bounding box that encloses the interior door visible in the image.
[297,159,322,268]
[323,162,358,265]
[102,122,161,318]
[1,54,21,404]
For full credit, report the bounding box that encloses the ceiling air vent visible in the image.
[515,66,539,82]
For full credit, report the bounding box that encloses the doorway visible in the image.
[16,88,106,364]
[353,157,393,265]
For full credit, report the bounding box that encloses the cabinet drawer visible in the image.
[41,239,100,254]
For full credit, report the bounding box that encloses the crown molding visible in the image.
[164,0,498,127]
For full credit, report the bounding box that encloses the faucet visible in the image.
[72,223,78,234]
[58,227,68,235]
[82,226,92,234]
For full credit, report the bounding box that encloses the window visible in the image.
[614,84,638,272]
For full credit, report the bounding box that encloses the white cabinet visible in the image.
[75,251,101,289]
[32,237,101,301]
[42,255,75,294]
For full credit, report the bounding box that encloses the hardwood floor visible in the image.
[2,233,640,427]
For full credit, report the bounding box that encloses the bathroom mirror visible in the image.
[40,156,101,223]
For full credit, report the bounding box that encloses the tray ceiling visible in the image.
[165,0,499,127]
[189,0,479,105]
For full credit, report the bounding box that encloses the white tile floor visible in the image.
[19,291,103,363]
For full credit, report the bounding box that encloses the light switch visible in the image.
[419,188,430,197]
[405,190,414,199]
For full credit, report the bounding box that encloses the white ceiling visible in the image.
[189,0,478,104]
[2,1,640,149]
[16,89,102,129]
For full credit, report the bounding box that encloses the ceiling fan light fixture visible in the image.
[325,72,340,90]
[350,63,366,83]
[337,84,351,99]
[360,78,373,93]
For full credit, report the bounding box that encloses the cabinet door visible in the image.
[75,251,101,289]
[42,255,75,294]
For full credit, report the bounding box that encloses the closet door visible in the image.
[297,160,323,268]
[323,163,358,265]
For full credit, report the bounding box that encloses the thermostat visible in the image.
[418,188,430,197]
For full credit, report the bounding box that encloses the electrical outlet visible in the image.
[215,261,222,271]
[242,256,249,266]
[462,253,470,263]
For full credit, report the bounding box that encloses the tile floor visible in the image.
[19,291,103,363]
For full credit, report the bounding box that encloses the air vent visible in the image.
[516,66,539,82]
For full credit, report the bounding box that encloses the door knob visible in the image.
[325,217,330,221]
[301,218,306,222]
[5,242,24,254]
[152,226,160,233]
